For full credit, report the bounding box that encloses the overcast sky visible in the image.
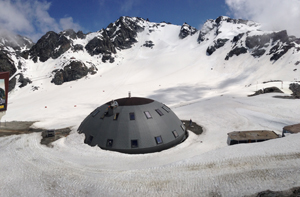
[0,0,299,42]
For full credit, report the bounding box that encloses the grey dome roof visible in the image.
[78,97,187,154]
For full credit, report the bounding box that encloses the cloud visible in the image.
[60,17,81,31]
[225,0,300,37]
[120,0,140,12]
[0,0,81,42]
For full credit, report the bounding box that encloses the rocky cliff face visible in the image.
[1,16,299,89]
[179,23,197,39]
[198,16,299,62]
[27,31,72,62]
[51,60,97,85]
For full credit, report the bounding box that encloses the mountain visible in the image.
[1,16,299,91]
[1,16,300,197]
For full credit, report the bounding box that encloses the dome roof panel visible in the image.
[78,97,187,154]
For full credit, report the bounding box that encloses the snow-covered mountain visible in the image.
[2,16,299,91]
[1,16,300,197]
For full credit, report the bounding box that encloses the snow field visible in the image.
[1,19,300,196]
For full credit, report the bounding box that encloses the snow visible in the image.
[1,19,300,196]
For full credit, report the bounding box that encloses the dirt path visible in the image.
[0,121,71,146]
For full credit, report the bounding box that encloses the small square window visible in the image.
[129,112,135,120]
[106,139,113,147]
[144,111,152,119]
[113,113,119,120]
[131,140,138,148]
[172,130,179,138]
[155,109,164,116]
[155,136,163,144]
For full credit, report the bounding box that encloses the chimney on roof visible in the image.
[129,91,131,98]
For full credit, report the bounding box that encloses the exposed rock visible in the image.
[0,51,17,76]
[51,61,93,85]
[29,31,71,62]
[142,40,154,48]
[0,32,34,52]
[206,39,229,55]
[61,29,86,40]
[225,47,247,60]
[86,16,145,57]
[252,186,300,197]
[179,23,197,39]
[101,53,115,63]
[76,31,86,39]
[289,83,300,98]
[269,43,293,61]
[8,77,16,92]
[9,73,32,88]
[85,37,116,56]
[197,19,215,43]
[72,44,84,52]
[248,86,284,97]
[232,33,244,43]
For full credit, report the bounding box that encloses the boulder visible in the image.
[51,61,93,85]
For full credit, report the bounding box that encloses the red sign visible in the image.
[0,72,9,112]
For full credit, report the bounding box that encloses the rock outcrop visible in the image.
[179,23,197,39]
[51,61,96,85]
[28,31,71,62]
[0,51,17,76]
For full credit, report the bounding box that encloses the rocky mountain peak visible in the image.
[28,31,71,62]
[179,23,197,39]
[0,31,34,52]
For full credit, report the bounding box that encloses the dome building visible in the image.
[78,96,188,154]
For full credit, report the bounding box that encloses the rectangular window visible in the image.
[144,111,152,119]
[162,105,170,113]
[155,109,164,116]
[106,139,113,147]
[155,136,163,144]
[131,140,138,148]
[113,113,119,120]
[172,130,179,138]
[91,109,100,117]
[129,112,135,120]
[181,124,186,131]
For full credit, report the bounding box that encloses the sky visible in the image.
[0,0,299,42]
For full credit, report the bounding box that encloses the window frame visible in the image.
[155,109,164,116]
[155,136,163,144]
[129,112,135,120]
[131,139,138,148]
[144,111,152,119]
[172,130,179,138]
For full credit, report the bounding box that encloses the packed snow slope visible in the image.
[1,16,300,196]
